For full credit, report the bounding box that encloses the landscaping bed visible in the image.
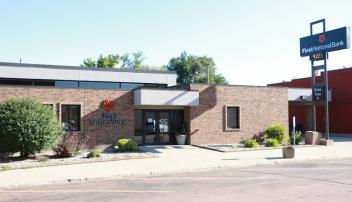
[196,143,320,153]
[0,149,157,171]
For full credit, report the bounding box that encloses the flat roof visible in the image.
[0,62,176,75]
[0,62,177,86]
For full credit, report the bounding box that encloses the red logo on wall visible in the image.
[319,34,326,43]
[102,100,113,112]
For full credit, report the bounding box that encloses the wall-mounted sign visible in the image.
[312,84,325,101]
[88,99,128,126]
[300,27,350,57]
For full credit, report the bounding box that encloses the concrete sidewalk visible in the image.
[0,138,352,188]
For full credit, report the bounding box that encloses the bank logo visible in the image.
[319,34,326,43]
[102,99,113,112]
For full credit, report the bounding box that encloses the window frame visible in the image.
[225,105,241,131]
[59,103,83,132]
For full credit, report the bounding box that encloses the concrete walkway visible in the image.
[0,137,352,188]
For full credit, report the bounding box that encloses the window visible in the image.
[61,105,81,131]
[79,81,120,89]
[121,83,144,90]
[55,81,79,88]
[226,106,240,129]
[134,110,143,136]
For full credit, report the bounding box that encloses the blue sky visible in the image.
[1,0,351,85]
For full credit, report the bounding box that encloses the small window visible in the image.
[226,106,240,129]
[61,104,81,131]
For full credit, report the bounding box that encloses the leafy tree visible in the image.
[81,54,120,68]
[81,57,96,68]
[120,51,145,69]
[0,98,62,158]
[97,54,120,68]
[167,52,228,85]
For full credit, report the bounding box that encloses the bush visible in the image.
[265,138,280,148]
[116,139,138,152]
[87,150,101,158]
[53,131,88,158]
[0,98,62,158]
[244,139,259,149]
[290,131,302,145]
[265,124,287,144]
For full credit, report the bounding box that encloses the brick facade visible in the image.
[186,84,288,144]
[0,86,135,148]
[0,84,289,146]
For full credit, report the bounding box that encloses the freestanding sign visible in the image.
[299,19,350,142]
[300,27,350,56]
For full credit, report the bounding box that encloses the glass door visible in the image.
[159,111,170,144]
[143,111,157,145]
[142,110,170,145]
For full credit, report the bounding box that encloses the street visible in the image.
[1,158,352,202]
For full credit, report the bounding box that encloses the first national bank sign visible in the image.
[89,100,128,126]
[300,26,350,56]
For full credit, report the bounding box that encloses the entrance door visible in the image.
[142,111,170,145]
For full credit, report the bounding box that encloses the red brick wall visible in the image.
[0,86,135,147]
[270,67,352,133]
[188,84,288,144]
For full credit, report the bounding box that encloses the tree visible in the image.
[0,98,62,158]
[120,51,145,69]
[167,52,228,85]
[81,54,120,68]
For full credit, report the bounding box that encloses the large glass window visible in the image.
[226,106,240,129]
[55,81,79,88]
[121,83,144,90]
[61,105,81,131]
[134,110,143,136]
[79,81,120,89]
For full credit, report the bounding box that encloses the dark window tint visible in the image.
[134,110,143,136]
[121,83,144,90]
[0,79,33,86]
[61,105,81,131]
[55,81,79,88]
[227,106,240,129]
[79,81,120,89]
[34,80,55,86]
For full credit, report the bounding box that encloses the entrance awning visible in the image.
[134,88,199,106]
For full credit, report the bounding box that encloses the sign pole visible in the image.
[300,19,350,145]
[324,53,330,140]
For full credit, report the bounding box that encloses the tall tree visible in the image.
[167,52,228,85]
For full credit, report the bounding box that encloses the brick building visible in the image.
[270,67,352,134]
[0,62,288,147]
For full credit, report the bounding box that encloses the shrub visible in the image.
[265,138,280,148]
[116,139,138,152]
[265,124,287,144]
[53,131,88,158]
[290,131,302,145]
[87,150,101,158]
[244,139,259,149]
[0,98,62,158]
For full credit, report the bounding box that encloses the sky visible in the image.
[1,0,352,85]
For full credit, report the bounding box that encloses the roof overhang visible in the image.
[134,88,199,107]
